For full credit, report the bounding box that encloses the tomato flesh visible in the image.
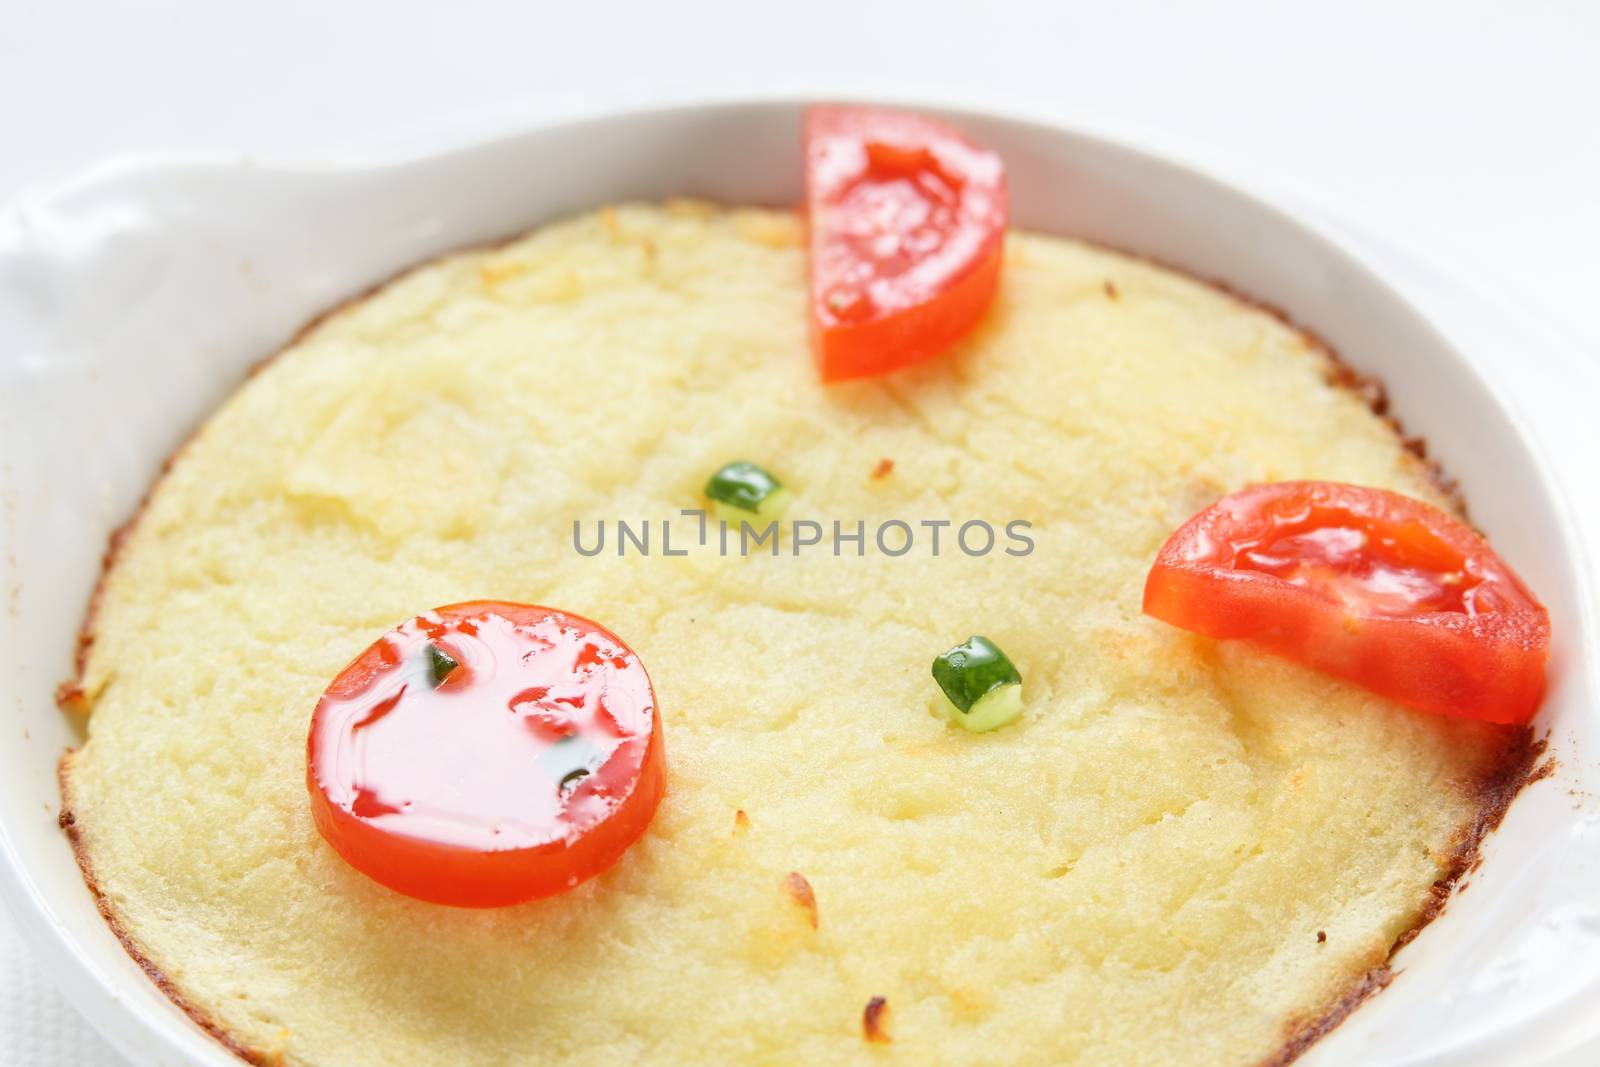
[805,105,1007,382]
[307,601,664,907]
[1143,482,1550,724]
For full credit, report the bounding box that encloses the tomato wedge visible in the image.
[805,105,1007,382]
[1142,482,1550,724]
[307,601,664,907]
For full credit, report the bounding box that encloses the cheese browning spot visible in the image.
[871,458,895,480]
[56,683,89,715]
[863,996,892,1043]
[782,872,818,929]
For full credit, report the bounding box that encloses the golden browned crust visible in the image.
[1398,732,1553,952]
[56,751,277,1067]
[55,466,167,715]
[1258,966,1395,1067]
[52,217,1550,1067]
[1259,731,1551,1067]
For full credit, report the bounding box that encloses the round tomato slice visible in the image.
[1142,482,1550,724]
[805,105,1007,382]
[307,601,665,907]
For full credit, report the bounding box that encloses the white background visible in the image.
[1,1,1596,1063]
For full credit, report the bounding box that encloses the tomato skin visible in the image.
[805,106,1008,382]
[1143,482,1550,724]
[307,602,665,907]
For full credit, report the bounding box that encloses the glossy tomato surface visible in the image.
[1143,482,1550,724]
[805,105,1007,382]
[307,601,665,906]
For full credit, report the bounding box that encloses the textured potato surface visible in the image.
[64,203,1518,1066]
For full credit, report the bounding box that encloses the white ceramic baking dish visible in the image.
[2,96,1597,1067]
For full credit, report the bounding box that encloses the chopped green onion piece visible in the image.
[559,767,590,792]
[932,635,1024,732]
[713,489,792,527]
[425,643,459,687]
[958,682,1025,733]
[705,461,791,518]
[932,636,1021,713]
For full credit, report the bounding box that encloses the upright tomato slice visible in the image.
[307,601,665,907]
[805,105,1008,382]
[1143,482,1550,724]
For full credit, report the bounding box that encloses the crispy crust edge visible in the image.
[1257,730,1551,1067]
[50,212,1546,1067]
[56,751,278,1066]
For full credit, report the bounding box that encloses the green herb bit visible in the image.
[932,635,1024,733]
[425,643,460,688]
[559,767,591,793]
[705,460,792,519]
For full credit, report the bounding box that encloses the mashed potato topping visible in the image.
[62,203,1528,1066]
